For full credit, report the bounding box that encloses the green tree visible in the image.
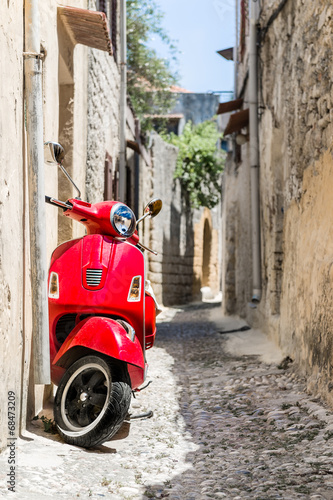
[127,0,178,129]
[163,121,224,209]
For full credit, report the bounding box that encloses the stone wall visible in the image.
[222,0,333,404]
[259,0,333,401]
[144,133,191,305]
[221,153,252,318]
[145,133,221,306]
[86,47,120,204]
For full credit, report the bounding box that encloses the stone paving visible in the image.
[1,302,333,499]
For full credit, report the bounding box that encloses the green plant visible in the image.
[33,415,57,434]
[163,120,224,208]
[127,0,178,129]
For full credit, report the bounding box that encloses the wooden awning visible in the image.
[224,109,249,136]
[217,47,234,61]
[126,139,140,154]
[217,98,243,115]
[58,6,112,55]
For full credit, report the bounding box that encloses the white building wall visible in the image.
[0,0,25,452]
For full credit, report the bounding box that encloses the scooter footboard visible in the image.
[52,316,145,388]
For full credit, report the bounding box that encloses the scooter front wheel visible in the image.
[54,355,131,448]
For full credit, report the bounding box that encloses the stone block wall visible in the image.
[86,47,120,204]
[145,133,194,305]
[144,133,221,306]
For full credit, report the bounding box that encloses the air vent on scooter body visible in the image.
[86,269,103,287]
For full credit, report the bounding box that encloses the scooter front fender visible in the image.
[53,316,145,372]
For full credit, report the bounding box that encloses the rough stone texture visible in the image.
[145,134,221,306]
[147,133,193,306]
[221,152,252,318]
[86,46,120,204]
[259,0,333,402]
[3,304,333,499]
[222,0,333,405]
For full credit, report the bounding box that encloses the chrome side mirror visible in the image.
[136,198,162,225]
[44,141,65,165]
[144,198,162,218]
[44,141,81,199]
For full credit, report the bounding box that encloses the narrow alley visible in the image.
[2,303,333,499]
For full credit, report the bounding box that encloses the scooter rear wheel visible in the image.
[54,355,131,448]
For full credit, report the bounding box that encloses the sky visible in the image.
[152,0,236,95]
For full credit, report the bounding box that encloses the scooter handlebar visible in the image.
[45,196,72,210]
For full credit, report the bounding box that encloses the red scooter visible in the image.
[44,142,161,448]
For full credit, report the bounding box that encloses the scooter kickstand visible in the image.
[127,410,154,421]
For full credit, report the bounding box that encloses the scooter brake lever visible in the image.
[136,242,158,255]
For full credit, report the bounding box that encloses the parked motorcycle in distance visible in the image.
[44,141,162,448]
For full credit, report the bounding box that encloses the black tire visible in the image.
[54,355,131,448]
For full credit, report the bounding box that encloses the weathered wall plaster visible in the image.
[222,0,333,404]
[0,0,25,451]
[279,150,333,402]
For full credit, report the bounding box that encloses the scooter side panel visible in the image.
[48,235,146,362]
[145,295,157,349]
[53,316,145,388]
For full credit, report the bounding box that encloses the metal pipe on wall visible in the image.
[24,0,50,384]
[118,0,127,202]
[249,0,262,303]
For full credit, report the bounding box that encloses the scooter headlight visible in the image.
[110,203,136,237]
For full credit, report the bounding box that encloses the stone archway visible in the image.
[193,208,220,300]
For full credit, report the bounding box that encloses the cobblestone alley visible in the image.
[1,303,333,499]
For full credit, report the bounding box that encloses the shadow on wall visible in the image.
[202,219,212,288]
[161,200,195,306]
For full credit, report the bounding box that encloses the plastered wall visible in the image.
[0,0,25,451]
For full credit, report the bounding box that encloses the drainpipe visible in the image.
[249,0,261,303]
[24,0,50,384]
[118,0,127,202]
